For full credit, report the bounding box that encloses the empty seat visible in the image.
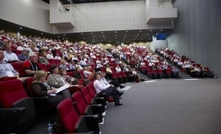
[57,99,100,134]
[0,79,37,134]
[72,91,103,123]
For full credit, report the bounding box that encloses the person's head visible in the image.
[3,39,11,52]
[33,70,47,83]
[84,67,88,70]
[0,30,4,35]
[29,54,38,63]
[76,67,81,72]
[60,60,66,65]
[0,49,4,61]
[42,51,47,57]
[22,48,29,56]
[50,65,59,74]
[59,68,67,76]
[30,43,36,50]
[95,73,102,81]
[101,72,106,78]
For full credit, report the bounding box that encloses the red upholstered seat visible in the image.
[72,91,102,123]
[0,79,27,108]
[11,62,26,77]
[57,99,100,133]
[25,77,35,97]
[0,79,37,133]
[57,99,81,133]
[38,63,48,72]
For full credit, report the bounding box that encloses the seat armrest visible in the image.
[12,97,37,125]
[83,115,100,134]
[0,107,26,127]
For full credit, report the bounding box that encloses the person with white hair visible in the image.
[23,54,40,76]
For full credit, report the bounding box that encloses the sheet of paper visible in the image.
[56,84,70,93]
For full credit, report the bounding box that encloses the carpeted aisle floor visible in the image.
[100,79,221,134]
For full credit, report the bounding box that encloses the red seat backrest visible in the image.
[11,62,26,77]
[38,63,48,72]
[81,87,92,105]
[0,79,27,108]
[25,77,35,97]
[87,82,96,98]
[72,91,87,115]
[57,99,80,133]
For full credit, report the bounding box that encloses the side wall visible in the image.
[166,0,221,76]
[0,0,53,33]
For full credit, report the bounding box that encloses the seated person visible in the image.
[115,64,122,73]
[83,66,94,80]
[38,51,49,64]
[190,66,201,78]
[95,61,103,72]
[47,65,72,88]
[93,73,123,106]
[0,49,19,79]
[172,67,179,78]
[60,69,80,86]
[105,64,113,80]
[32,70,70,105]
[131,68,144,82]
[59,60,69,70]
[23,54,40,76]
[18,48,29,61]
[3,39,19,62]
[100,71,125,89]
[74,67,90,86]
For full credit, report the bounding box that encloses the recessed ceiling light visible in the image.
[20,27,22,29]
[81,33,83,34]
[140,30,142,32]
[161,29,163,31]
[125,34,126,36]
[126,31,128,32]
[137,34,139,35]
[91,32,93,34]
[150,30,152,32]
[41,33,44,35]
[115,31,117,33]
[94,36,95,37]
[101,32,103,34]
[58,36,60,38]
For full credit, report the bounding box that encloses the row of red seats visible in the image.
[0,78,107,133]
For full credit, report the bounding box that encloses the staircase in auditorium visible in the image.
[156,53,192,79]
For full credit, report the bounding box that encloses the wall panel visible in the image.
[167,0,221,76]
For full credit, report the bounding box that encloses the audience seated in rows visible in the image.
[31,70,70,105]
[156,48,217,78]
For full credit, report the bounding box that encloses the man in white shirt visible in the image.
[100,71,125,89]
[3,40,19,62]
[94,73,122,106]
[0,49,19,78]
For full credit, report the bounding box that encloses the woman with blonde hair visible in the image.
[32,70,70,105]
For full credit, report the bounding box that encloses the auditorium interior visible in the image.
[0,0,221,134]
